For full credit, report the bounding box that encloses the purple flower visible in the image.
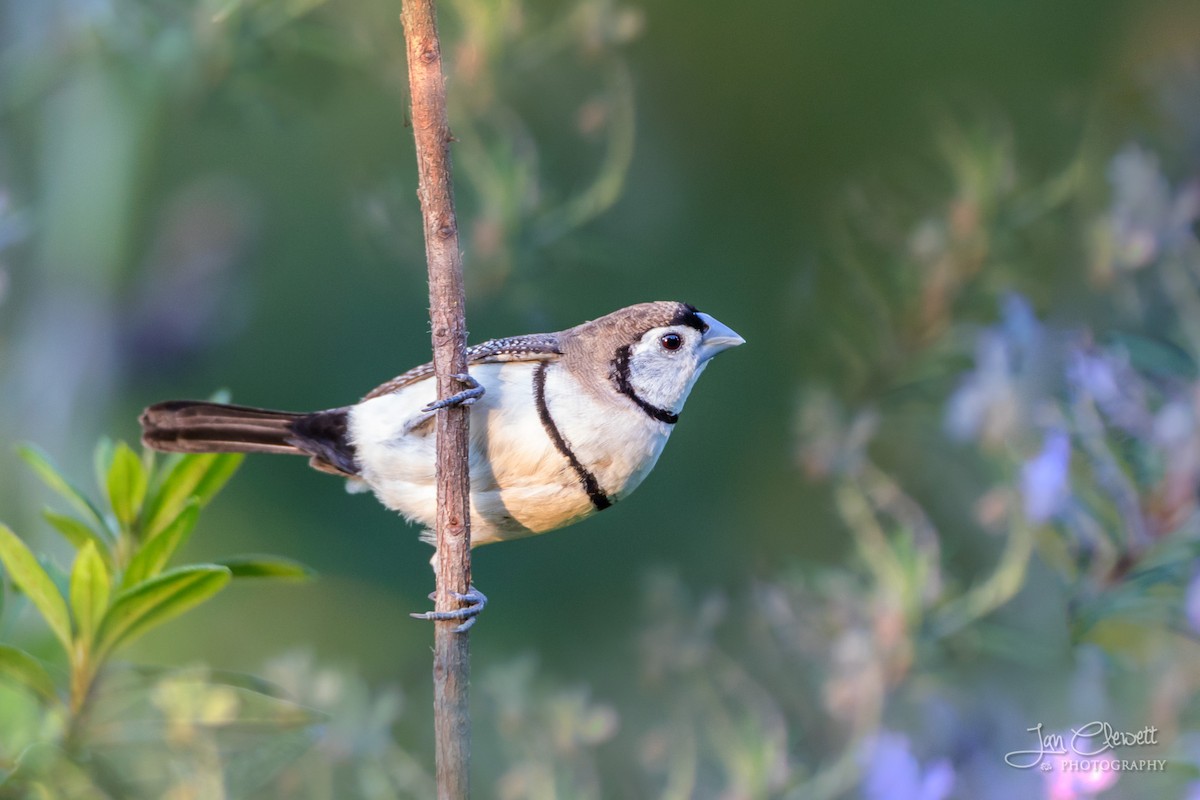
[1185,573,1200,634]
[945,331,1018,444]
[1021,432,1071,524]
[1066,349,1150,435]
[860,731,954,800]
[1000,293,1040,354]
[945,294,1045,447]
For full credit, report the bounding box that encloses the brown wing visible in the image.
[362,333,563,400]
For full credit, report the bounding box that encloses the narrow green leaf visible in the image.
[17,445,108,533]
[191,453,243,504]
[0,644,58,703]
[216,555,316,581]
[91,437,115,501]
[41,511,114,567]
[69,542,110,645]
[1104,330,1198,379]
[106,442,148,531]
[121,501,200,589]
[0,525,72,655]
[142,453,243,540]
[95,565,231,659]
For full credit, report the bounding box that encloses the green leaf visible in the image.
[190,452,243,502]
[216,555,316,581]
[41,510,114,567]
[95,565,231,659]
[0,525,72,655]
[91,437,115,500]
[17,445,109,534]
[1104,330,1198,379]
[207,388,233,405]
[106,442,148,531]
[121,501,200,589]
[142,453,243,540]
[69,542,110,645]
[4,742,107,798]
[0,644,58,703]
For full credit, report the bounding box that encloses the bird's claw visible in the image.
[410,585,488,633]
[422,374,484,413]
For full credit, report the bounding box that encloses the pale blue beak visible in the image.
[696,312,746,362]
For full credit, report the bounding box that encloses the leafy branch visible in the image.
[0,439,312,773]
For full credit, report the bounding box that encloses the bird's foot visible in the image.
[410,585,488,633]
[422,373,484,413]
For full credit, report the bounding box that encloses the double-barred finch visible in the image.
[140,301,745,627]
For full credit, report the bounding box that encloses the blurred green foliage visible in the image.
[4,0,1200,797]
[0,442,328,797]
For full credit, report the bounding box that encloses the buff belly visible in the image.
[348,361,606,546]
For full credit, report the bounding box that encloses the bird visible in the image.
[140,301,744,629]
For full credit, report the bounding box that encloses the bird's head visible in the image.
[566,301,745,422]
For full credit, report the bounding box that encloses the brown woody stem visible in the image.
[400,0,472,795]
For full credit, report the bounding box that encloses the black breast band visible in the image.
[533,362,612,511]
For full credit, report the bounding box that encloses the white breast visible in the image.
[541,364,674,502]
[347,361,674,546]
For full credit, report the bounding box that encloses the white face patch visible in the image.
[623,324,709,415]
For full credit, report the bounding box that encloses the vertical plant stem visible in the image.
[400,0,473,796]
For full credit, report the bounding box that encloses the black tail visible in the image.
[140,400,359,475]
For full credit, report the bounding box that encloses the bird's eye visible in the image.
[660,333,683,351]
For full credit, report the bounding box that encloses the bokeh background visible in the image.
[3,0,1200,797]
